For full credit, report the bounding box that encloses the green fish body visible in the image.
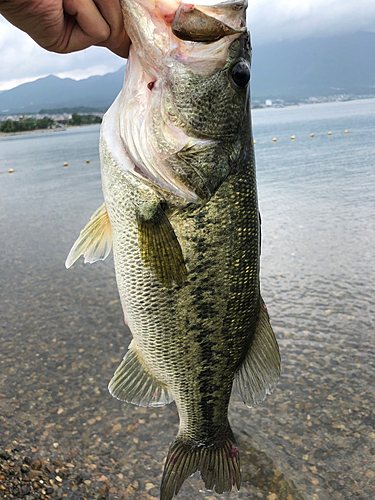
[66,1,280,498]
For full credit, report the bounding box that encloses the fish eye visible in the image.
[230,60,250,88]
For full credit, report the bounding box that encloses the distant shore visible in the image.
[0,123,100,138]
[0,127,66,137]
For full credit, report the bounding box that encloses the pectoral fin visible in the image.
[233,297,280,407]
[109,341,173,407]
[65,203,112,268]
[137,204,187,288]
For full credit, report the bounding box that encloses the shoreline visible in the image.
[0,127,67,138]
[1,96,374,138]
[0,123,100,138]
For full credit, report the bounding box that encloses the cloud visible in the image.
[1,0,375,90]
[0,19,125,90]
[247,0,375,45]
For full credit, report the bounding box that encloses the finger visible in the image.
[106,34,131,58]
[93,0,124,46]
[62,0,110,52]
[93,0,131,57]
[96,31,131,58]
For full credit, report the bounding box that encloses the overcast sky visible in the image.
[1,0,375,91]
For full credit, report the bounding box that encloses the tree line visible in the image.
[0,113,102,133]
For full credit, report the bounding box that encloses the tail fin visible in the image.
[161,429,240,500]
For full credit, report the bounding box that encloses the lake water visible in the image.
[0,99,374,499]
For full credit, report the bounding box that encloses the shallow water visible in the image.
[0,100,374,499]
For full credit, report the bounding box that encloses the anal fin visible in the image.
[108,341,173,407]
[65,203,112,268]
[233,297,281,407]
[138,204,187,288]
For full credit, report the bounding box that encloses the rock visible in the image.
[111,423,122,434]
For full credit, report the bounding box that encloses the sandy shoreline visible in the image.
[0,127,67,137]
[0,124,100,138]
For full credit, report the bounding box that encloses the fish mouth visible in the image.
[172,2,246,43]
[102,0,248,204]
[121,0,247,76]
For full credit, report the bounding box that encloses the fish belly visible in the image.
[101,135,259,432]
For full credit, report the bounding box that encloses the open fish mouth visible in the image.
[101,0,249,204]
[172,0,247,42]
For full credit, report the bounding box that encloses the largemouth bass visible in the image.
[66,0,280,498]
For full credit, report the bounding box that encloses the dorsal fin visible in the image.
[65,203,112,268]
[233,297,280,407]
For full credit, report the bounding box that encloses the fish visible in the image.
[65,0,280,498]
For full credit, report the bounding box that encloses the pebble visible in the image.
[111,423,122,433]
[267,494,278,500]
[98,483,109,495]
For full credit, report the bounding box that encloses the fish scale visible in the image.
[65,1,280,498]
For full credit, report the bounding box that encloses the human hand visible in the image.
[0,0,130,57]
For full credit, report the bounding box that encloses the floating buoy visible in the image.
[86,160,90,163]
[253,140,256,145]
[327,131,332,135]
[272,138,277,142]
[8,168,14,173]
[63,162,68,166]
[291,135,295,140]
[310,133,314,137]
[345,130,349,134]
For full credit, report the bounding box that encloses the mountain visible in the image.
[0,66,126,114]
[1,31,375,114]
[251,31,375,100]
